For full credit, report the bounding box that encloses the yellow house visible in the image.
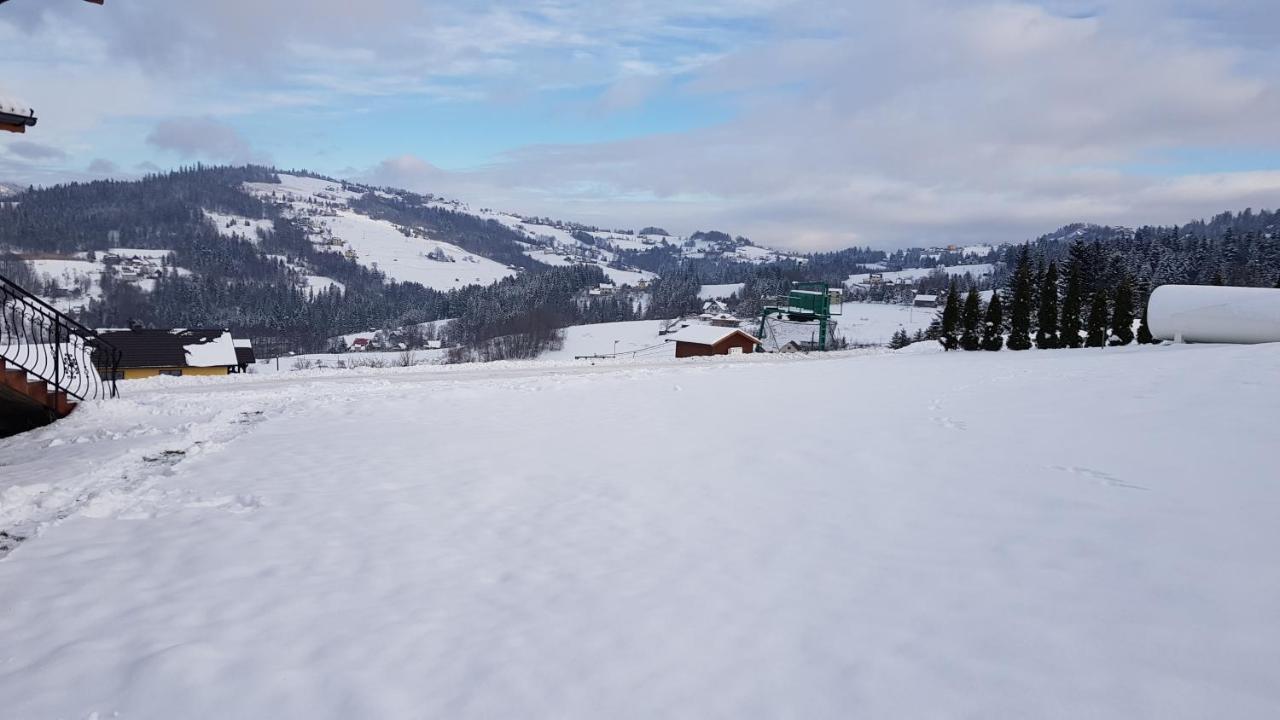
[96,328,239,380]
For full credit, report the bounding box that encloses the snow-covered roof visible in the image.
[98,328,239,369]
[233,338,254,348]
[0,96,36,132]
[183,331,238,367]
[0,97,33,118]
[669,325,760,346]
[915,294,938,302]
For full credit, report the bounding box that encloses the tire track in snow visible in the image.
[0,401,278,559]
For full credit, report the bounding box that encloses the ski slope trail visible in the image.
[1,344,1278,718]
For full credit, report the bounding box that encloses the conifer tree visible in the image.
[889,328,911,350]
[937,280,961,351]
[1210,271,1225,286]
[1059,241,1086,348]
[1035,261,1060,349]
[1274,275,1280,289]
[981,292,1004,351]
[1109,277,1135,346]
[1086,292,1109,347]
[1031,257,1045,334]
[1006,245,1033,350]
[960,288,982,351]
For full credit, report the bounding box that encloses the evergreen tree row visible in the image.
[932,241,1160,352]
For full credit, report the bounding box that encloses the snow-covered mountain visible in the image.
[3,167,805,314]
[245,172,804,294]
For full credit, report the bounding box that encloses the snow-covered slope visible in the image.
[848,263,994,286]
[1,344,1277,718]
[321,209,515,290]
[27,249,189,312]
[698,283,745,300]
[539,319,674,360]
[245,174,517,291]
[204,210,274,243]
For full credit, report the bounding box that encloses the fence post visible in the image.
[53,317,61,391]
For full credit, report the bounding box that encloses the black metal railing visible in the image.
[1,272,121,404]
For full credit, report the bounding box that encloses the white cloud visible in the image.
[145,117,269,165]
[87,158,121,175]
[4,140,66,161]
[4,1,1280,248]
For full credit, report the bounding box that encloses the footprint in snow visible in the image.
[1051,465,1147,491]
[932,416,967,430]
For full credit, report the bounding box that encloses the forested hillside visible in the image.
[1,164,1276,359]
[0,166,633,356]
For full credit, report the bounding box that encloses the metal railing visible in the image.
[1,272,121,404]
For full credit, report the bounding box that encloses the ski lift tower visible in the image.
[757,281,843,351]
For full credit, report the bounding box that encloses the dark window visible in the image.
[159,369,183,377]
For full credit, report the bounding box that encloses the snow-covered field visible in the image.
[754,302,935,349]
[848,262,995,286]
[836,301,937,345]
[699,282,745,300]
[2,344,1278,718]
[28,257,104,312]
[539,319,674,360]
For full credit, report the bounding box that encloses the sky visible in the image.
[2,0,1279,251]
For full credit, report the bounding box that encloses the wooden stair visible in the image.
[0,358,77,436]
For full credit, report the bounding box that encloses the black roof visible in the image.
[0,109,37,130]
[235,346,256,366]
[97,328,230,369]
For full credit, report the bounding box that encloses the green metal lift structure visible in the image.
[756,281,843,351]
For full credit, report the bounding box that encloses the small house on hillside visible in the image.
[668,326,761,359]
[697,312,741,328]
[913,294,938,308]
[96,328,239,379]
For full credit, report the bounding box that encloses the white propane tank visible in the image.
[1147,285,1280,344]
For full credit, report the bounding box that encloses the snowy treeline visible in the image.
[1028,212,1280,289]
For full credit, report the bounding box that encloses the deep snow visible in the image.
[1,344,1278,718]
